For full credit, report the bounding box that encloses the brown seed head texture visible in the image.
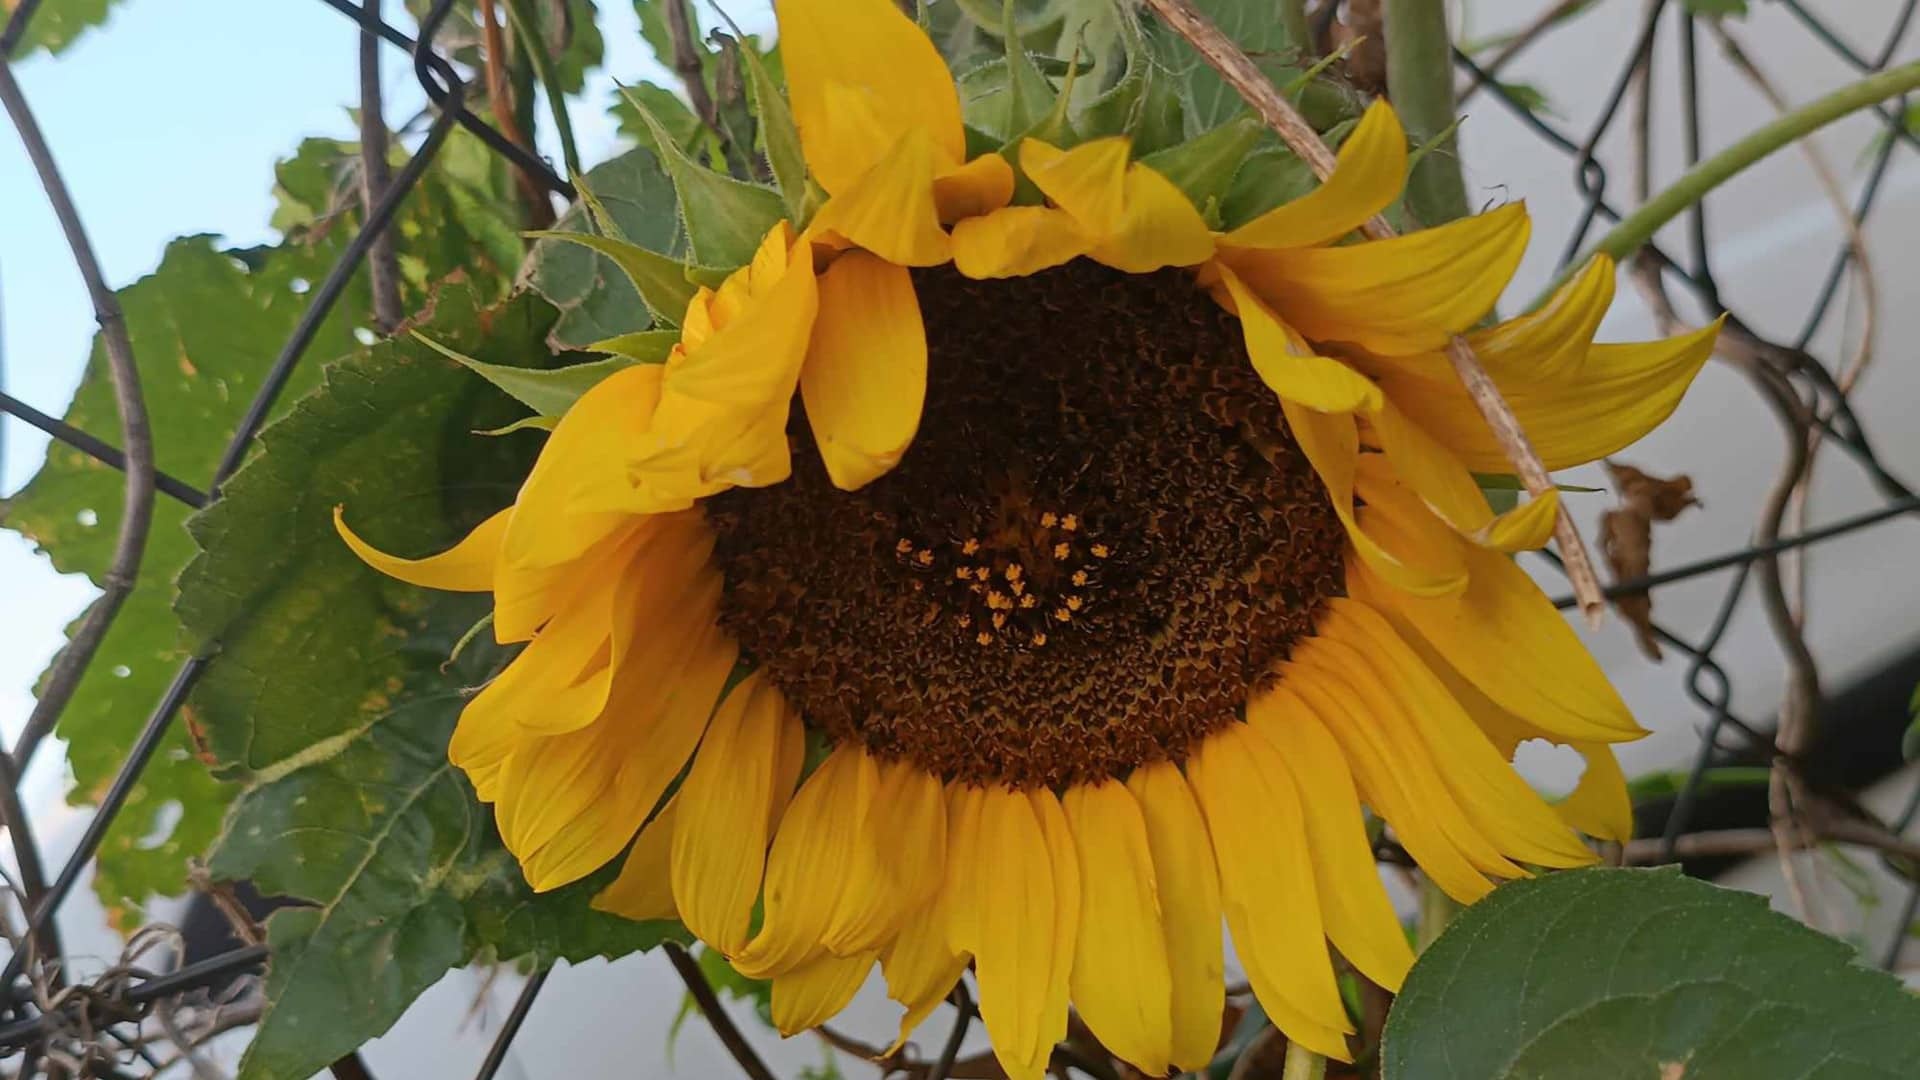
[707,262,1345,788]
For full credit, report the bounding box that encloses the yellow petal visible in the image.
[807,128,950,267]
[1281,672,1495,904]
[801,253,927,490]
[735,744,878,978]
[1219,263,1384,413]
[1388,321,1721,472]
[1125,763,1225,1073]
[592,796,680,921]
[659,224,819,407]
[966,787,1057,1080]
[950,205,1092,280]
[1026,790,1079,1080]
[1324,599,1597,869]
[818,754,931,957]
[672,673,792,954]
[1371,398,1495,534]
[1347,542,1642,742]
[881,898,968,1055]
[942,783,987,956]
[771,951,878,1036]
[1221,202,1531,355]
[335,506,507,592]
[501,364,664,570]
[1223,100,1406,250]
[1244,689,1414,991]
[934,152,1016,223]
[1022,137,1214,273]
[1282,400,1466,597]
[773,0,964,194]
[1061,781,1173,1077]
[1479,487,1560,552]
[1557,742,1634,843]
[1187,725,1353,1061]
[1469,253,1616,382]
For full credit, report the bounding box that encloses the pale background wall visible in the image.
[2,1,1916,1076]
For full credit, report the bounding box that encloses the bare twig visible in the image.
[931,979,973,1080]
[477,0,556,229]
[1,60,158,778]
[357,0,403,333]
[1458,0,1592,100]
[1624,815,1920,867]
[664,943,778,1080]
[664,0,719,133]
[1141,0,1609,622]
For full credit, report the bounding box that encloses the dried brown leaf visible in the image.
[1601,462,1701,660]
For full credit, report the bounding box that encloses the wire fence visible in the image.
[0,0,1916,1076]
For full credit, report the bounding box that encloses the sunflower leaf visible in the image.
[1382,867,1920,1078]
[527,229,699,334]
[2,0,128,58]
[1000,0,1059,138]
[588,329,680,364]
[183,284,683,1080]
[617,83,787,269]
[525,146,690,349]
[728,23,811,222]
[1139,115,1265,227]
[1075,5,1183,154]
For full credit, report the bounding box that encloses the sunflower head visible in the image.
[338,1,1719,1075]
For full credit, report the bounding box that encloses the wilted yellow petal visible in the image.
[1224,100,1406,250]
[334,506,507,592]
[801,252,927,490]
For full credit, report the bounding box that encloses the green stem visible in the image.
[1417,876,1462,951]
[500,0,581,178]
[1279,0,1311,54]
[1282,1041,1328,1080]
[1384,0,1470,226]
[1536,56,1920,307]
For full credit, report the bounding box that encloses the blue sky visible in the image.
[0,0,771,794]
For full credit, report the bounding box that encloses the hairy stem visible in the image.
[1383,0,1470,224]
[500,0,581,178]
[1282,1041,1328,1080]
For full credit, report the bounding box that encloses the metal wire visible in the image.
[0,0,1917,1074]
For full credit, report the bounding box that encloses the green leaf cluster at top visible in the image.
[0,127,521,926]
[1382,867,1920,1078]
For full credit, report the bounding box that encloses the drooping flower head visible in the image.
[339,1,1717,1074]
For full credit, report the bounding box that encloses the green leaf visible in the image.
[1217,118,1358,229]
[2,0,127,57]
[1000,0,1059,140]
[618,83,787,268]
[588,329,679,364]
[413,332,639,417]
[1682,0,1749,15]
[184,285,680,1079]
[1139,115,1264,226]
[1382,867,1920,1079]
[1152,0,1305,135]
[405,0,605,94]
[607,79,721,164]
[527,229,700,332]
[1076,9,1184,153]
[523,147,687,349]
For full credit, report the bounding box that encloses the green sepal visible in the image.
[1075,9,1183,153]
[1000,0,1058,139]
[525,230,699,331]
[617,83,787,268]
[476,415,559,437]
[413,331,637,418]
[587,329,680,365]
[728,21,812,223]
[1139,115,1264,229]
[1217,117,1358,229]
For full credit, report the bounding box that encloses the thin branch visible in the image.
[1383,0,1470,225]
[0,60,157,819]
[664,0,719,132]
[664,943,777,1080]
[930,980,973,1080]
[1138,0,1610,622]
[1623,816,1920,867]
[1458,0,1592,101]
[358,0,403,333]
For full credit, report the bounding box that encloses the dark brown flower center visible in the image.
[705,261,1345,788]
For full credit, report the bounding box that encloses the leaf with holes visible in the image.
[522,145,688,350]
[186,284,681,1080]
[1382,867,1920,1079]
[0,131,519,926]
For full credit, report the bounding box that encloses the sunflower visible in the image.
[336,0,1718,1074]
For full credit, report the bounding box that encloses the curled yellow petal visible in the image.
[934,152,1016,223]
[771,950,877,1036]
[801,252,927,491]
[1219,262,1384,413]
[334,506,507,592]
[1022,137,1213,273]
[1221,202,1531,355]
[591,796,680,922]
[1224,99,1406,250]
[1478,487,1560,552]
[951,205,1092,280]
[774,0,964,194]
[807,128,950,267]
